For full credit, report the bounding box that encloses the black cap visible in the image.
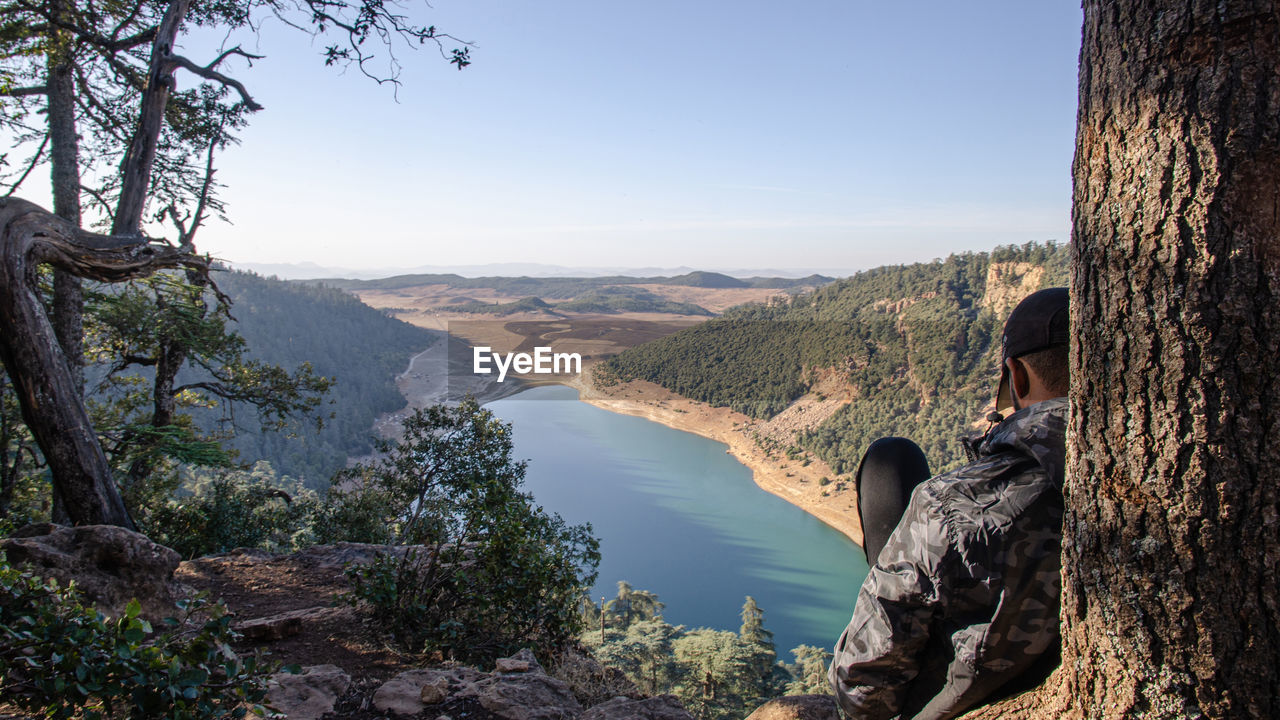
[996,287,1069,413]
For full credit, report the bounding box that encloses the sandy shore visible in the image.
[559,366,864,547]
[375,337,864,548]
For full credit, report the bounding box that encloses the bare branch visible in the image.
[206,45,264,71]
[97,26,158,52]
[96,51,148,92]
[165,53,263,111]
[180,126,223,250]
[107,0,148,45]
[161,203,190,242]
[4,134,48,198]
[72,67,132,142]
[31,10,158,54]
[0,86,48,97]
[78,184,114,217]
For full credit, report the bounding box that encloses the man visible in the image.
[829,287,1070,720]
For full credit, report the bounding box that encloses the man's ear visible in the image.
[1006,357,1031,402]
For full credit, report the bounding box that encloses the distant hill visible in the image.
[599,242,1069,475]
[204,271,435,486]
[440,296,557,315]
[311,273,834,297]
[440,287,715,317]
[665,271,749,288]
[234,260,861,281]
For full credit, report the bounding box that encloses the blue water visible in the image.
[485,384,869,656]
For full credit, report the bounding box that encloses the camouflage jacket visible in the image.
[828,397,1067,720]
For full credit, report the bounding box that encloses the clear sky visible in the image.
[178,1,1084,274]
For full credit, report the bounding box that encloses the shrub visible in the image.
[328,399,600,661]
[0,553,277,719]
[145,471,319,559]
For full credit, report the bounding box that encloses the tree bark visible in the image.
[47,0,84,524]
[0,198,207,528]
[965,2,1280,718]
[113,0,191,236]
[48,43,84,389]
[124,316,186,489]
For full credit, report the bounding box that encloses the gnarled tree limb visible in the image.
[0,197,210,528]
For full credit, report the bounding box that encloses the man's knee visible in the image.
[856,437,930,563]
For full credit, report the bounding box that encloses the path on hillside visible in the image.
[370,330,526,442]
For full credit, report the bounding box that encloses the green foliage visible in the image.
[601,242,1070,475]
[145,465,319,559]
[582,589,811,720]
[673,628,761,720]
[603,319,863,417]
[739,596,777,701]
[85,272,332,515]
[782,645,833,696]
[326,399,599,661]
[0,370,45,529]
[210,271,436,486]
[589,620,684,695]
[602,581,665,628]
[0,554,277,719]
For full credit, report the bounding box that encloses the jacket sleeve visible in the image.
[828,487,951,719]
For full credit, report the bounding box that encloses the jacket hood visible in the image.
[979,397,1068,487]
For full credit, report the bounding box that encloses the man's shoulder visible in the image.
[910,445,1060,543]
[918,449,1042,504]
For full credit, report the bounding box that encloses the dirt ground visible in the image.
[175,547,417,678]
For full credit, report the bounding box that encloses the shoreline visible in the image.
[378,338,864,548]
[555,367,864,548]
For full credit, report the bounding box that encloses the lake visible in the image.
[485,384,870,656]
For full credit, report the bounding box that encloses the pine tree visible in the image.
[738,596,778,699]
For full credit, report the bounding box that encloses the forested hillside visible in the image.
[442,286,714,316]
[600,242,1069,474]
[204,271,435,485]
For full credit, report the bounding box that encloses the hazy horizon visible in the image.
[11,2,1083,273]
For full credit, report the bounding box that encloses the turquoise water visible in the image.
[485,384,870,656]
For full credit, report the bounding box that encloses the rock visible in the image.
[373,667,487,716]
[498,648,545,674]
[580,695,695,720]
[1,523,181,620]
[374,655,578,720]
[744,695,840,720]
[237,606,350,642]
[495,657,532,673]
[475,671,582,720]
[419,676,451,704]
[292,541,410,570]
[266,664,351,720]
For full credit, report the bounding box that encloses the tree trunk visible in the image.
[113,0,191,236]
[965,2,1280,718]
[0,198,206,528]
[48,45,84,390]
[47,0,84,524]
[125,330,186,489]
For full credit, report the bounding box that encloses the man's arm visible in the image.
[829,489,951,719]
